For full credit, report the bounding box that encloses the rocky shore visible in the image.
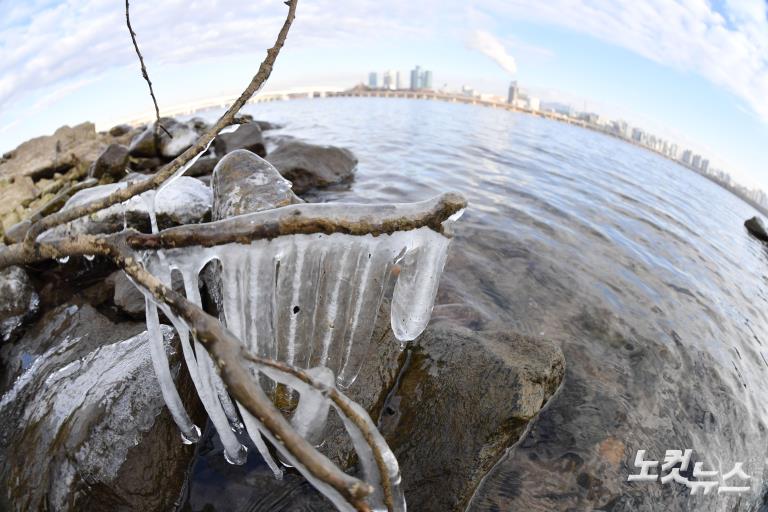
[0,116,564,511]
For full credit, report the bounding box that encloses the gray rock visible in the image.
[185,154,219,177]
[109,271,146,318]
[254,120,282,131]
[266,141,357,194]
[108,124,132,137]
[129,118,197,159]
[129,156,162,173]
[89,143,129,179]
[44,176,212,238]
[380,323,565,512]
[213,123,265,157]
[0,266,39,342]
[0,122,104,180]
[212,149,302,220]
[0,303,199,511]
[745,216,768,242]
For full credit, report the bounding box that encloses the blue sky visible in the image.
[1,0,766,190]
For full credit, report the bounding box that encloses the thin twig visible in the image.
[25,0,297,243]
[125,0,171,139]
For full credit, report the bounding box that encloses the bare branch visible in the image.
[125,0,171,139]
[25,0,298,243]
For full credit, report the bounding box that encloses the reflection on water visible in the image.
[183,98,768,511]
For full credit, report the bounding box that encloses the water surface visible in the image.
[183,97,768,511]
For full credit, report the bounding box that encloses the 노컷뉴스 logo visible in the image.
[628,449,751,495]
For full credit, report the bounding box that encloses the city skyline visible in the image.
[1,1,765,193]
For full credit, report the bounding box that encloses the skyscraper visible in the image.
[507,81,519,105]
[692,154,702,169]
[422,70,433,90]
[368,72,378,88]
[395,71,401,90]
[410,66,422,90]
[682,150,692,165]
[701,159,710,173]
[382,70,393,89]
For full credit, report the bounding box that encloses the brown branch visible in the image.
[125,0,171,139]
[0,193,466,268]
[125,192,466,250]
[243,352,397,511]
[24,0,298,243]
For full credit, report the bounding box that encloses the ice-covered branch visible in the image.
[21,0,298,243]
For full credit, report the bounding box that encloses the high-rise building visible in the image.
[682,150,692,165]
[368,72,378,88]
[692,154,702,169]
[701,159,710,173]
[423,70,433,90]
[395,71,401,90]
[410,66,422,90]
[507,81,519,105]
[382,70,394,90]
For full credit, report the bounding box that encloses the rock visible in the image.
[108,124,132,137]
[254,120,282,131]
[211,149,302,220]
[128,118,197,159]
[89,143,129,179]
[266,141,357,194]
[129,156,163,172]
[108,271,147,318]
[43,176,212,238]
[0,176,37,218]
[379,323,565,511]
[185,154,219,177]
[0,303,200,511]
[213,123,265,157]
[745,216,768,242]
[0,122,104,180]
[0,266,39,342]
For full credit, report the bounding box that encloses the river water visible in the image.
[181,97,768,511]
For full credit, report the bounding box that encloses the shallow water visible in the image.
[181,97,768,511]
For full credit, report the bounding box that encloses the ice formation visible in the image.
[135,185,458,510]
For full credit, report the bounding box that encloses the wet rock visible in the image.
[0,303,199,511]
[160,122,198,159]
[89,143,129,180]
[266,141,357,194]
[108,271,146,318]
[211,149,302,220]
[129,156,163,173]
[43,176,212,238]
[0,266,39,342]
[254,120,282,131]
[0,122,104,179]
[379,323,565,511]
[108,124,132,137]
[745,216,768,242]
[213,123,265,157]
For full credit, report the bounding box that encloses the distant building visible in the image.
[382,70,394,90]
[395,71,401,90]
[410,66,422,90]
[422,70,433,90]
[631,127,644,143]
[461,85,476,97]
[701,159,710,173]
[507,81,519,105]
[527,96,540,111]
[368,72,378,88]
[692,154,702,169]
[682,150,692,165]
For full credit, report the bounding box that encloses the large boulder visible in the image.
[0,176,38,231]
[213,123,266,157]
[211,149,302,220]
[89,143,129,180]
[266,141,357,194]
[745,216,768,242]
[0,303,201,511]
[0,266,39,342]
[0,123,104,180]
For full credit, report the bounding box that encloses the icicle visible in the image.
[144,295,200,443]
[83,254,95,261]
[56,256,70,263]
